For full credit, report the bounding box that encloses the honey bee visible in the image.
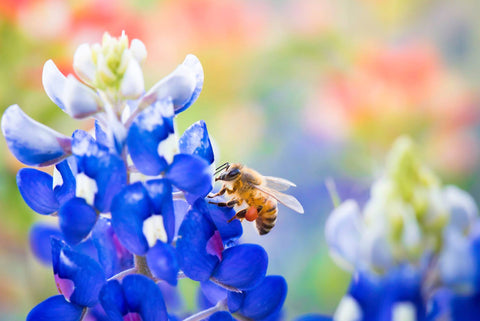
[207,162,304,235]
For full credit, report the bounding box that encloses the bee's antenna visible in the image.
[215,162,230,175]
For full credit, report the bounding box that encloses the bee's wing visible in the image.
[254,185,304,214]
[264,176,296,192]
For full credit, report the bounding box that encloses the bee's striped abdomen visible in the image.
[255,201,277,235]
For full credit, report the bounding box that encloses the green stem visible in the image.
[325,178,341,208]
[134,255,153,278]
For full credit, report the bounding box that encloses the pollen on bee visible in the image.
[245,206,258,222]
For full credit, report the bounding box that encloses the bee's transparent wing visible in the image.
[264,176,296,192]
[255,185,304,214]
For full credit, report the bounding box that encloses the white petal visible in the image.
[157,133,179,164]
[361,227,394,271]
[143,215,167,247]
[140,63,196,111]
[64,75,101,119]
[438,229,476,293]
[325,200,363,271]
[42,60,67,111]
[333,296,362,321]
[130,39,147,63]
[76,172,98,206]
[444,185,478,233]
[73,43,96,85]
[392,302,416,321]
[120,58,144,99]
[52,165,63,190]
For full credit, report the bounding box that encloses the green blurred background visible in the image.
[1,0,480,320]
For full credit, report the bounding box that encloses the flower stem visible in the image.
[182,299,227,321]
[325,178,341,208]
[134,255,153,278]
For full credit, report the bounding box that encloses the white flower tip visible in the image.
[392,303,416,321]
[73,43,96,84]
[143,215,168,248]
[183,54,204,82]
[76,173,98,206]
[334,296,362,321]
[42,60,67,111]
[120,58,144,99]
[130,39,147,63]
[325,200,363,270]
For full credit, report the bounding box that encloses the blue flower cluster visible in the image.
[2,33,287,321]
[324,137,480,321]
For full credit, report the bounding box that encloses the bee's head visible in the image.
[215,163,242,182]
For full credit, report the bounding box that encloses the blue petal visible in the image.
[127,101,172,176]
[17,168,59,214]
[122,274,168,321]
[86,303,110,321]
[158,281,183,312]
[208,311,233,321]
[92,217,133,278]
[212,244,268,291]
[206,203,242,242]
[173,200,189,237]
[99,280,128,321]
[146,242,179,286]
[144,179,175,243]
[166,154,212,199]
[73,238,99,263]
[51,239,106,307]
[238,276,287,320]
[95,121,109,148]
[227,292,244,313]
[27,295,84,321]
[111,182,152,255]
[2,104,72,166]
[59,197,97,245]
[29,223,63,265]
[176,201,219,281]
[53,160,76,205]
[179,120,214,165]
[451,293,480,321]
[72,130,127,212]
[200,281,227,306]
[348,268,425,321]
[294,314,333,321]
[42,60,67,111]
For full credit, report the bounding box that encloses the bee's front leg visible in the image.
[208,198,240,208]
[207,186,227,198]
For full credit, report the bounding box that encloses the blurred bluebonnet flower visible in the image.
[325,136,480,321]
[3,32,290,321]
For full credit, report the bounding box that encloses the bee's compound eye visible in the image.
[227,168,240,178]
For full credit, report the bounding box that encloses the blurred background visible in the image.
[1,0,480,320]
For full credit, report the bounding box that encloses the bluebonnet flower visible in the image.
[3,32,290,321]
[325,136,480,321]
[27,239,106,321]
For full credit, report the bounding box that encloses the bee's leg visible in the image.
[208,199,239,208]
[227,208,247,223]
[207,186,227,198]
